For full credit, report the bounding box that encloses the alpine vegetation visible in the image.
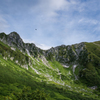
[0,32,100,100]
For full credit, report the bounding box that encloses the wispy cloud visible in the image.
[0,0,100,49]
[23,38,51,50]
[0,15,9,32]
[30,0,68,17]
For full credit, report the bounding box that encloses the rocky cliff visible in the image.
[0,32,89,66]
[1,32,100,86]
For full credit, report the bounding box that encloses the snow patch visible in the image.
[89,86,97,90]
[3,57,7,60]
[11,47,16,51]
[10,57,14,61]
[21,65,28,70]
[73,65,78,80]
[30,66,39,74]
[41,56,51,68]
[26,49,36,65]
[73,65,77,73]
[26,49,30,56]
[63,65,69,68]
[67,71,71,75]
[15,60,18,63]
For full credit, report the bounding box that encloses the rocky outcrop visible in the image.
[0,32,42,57]
[45,42,86,65]
[0,32,88,65]
[1,32,100,87]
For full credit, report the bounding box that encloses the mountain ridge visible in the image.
[0,32,86,63]
[0,32,100,99]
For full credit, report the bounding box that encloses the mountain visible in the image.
[0,32,100,100]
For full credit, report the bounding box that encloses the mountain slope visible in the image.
[0,32,100,99]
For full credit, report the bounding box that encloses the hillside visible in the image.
[0,32,100,100]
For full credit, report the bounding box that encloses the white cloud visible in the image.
[78,18,98,25]
[23,38,51,50]
[30,0,68,18]
[35,43,51,50]
[0,15,9,32]
[0,0,100,48]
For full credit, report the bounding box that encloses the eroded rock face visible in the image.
[0,32,24,48]
[45,42,86,64]
[7,32,24,47]
[0,32,42,57]
[1,32,100,86]
[0,32,87,65]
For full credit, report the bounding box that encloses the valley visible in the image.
[0,32,100,100]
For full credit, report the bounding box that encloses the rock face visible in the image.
[7,32,24,47]
[0,32,24,48]
[45,42,87,65]
[1,32,100,87]
[0,32,42,57]
[0,32,88,65]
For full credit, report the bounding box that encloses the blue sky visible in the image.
[0,0,100,49]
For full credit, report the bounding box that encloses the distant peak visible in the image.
[8,31,20,37]
[0,32,6,34]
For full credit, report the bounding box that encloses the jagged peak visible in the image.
[0,32,6,35]
[25,43,36,49]
[0,32,7,37]
[8,31,21,39]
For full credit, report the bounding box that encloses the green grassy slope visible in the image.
[0,41,100,100]
[78,42,100,87]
